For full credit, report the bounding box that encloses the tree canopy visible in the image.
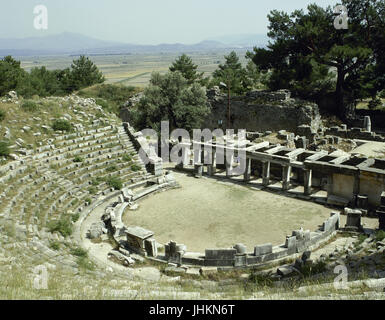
[67,55,105,91]
[134,71,210,133]
[212,51,250,96]
[169,54,204,84]
[0,55,105,98]
[248,0,385,119]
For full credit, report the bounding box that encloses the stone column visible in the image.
[194,163,203,178]
[243,157,251,182]
[226,152,234,177]
[193,146,202,164]
[353,173,360,198]
[215,146,226,170]
[364,116,371,132]
[326,173,334,196]
[207,149,216,176]
[282,165,292,191]
[175,145,190,170]
[303,169,312,195]
[262,161,270,187]
[378,210,385,231]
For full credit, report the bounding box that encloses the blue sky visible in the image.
[2,0,338,44]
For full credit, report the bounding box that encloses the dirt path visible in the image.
[123,171,348,253]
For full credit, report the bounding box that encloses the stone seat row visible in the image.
[33,134,121,160]
[52,125,116,143]
[50,144,137,173]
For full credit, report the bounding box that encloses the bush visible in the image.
[122,154,132,162]
[21,100,38,112]
[0,141,10,157]
[78,84,139,115]
[106,177,123,190]
[131,164,141,172]
[375,230,385,242]
[248,272,274,287]
[85,198,92,205]
[91,177,105,186]
[357,234,367,245]
[47,216,73,237]
[52,119,72,132]
[95,98,109,111]
[106,165,117,172]
[70,247,88,258]
[88,186,97,194]
[368,97,382,110]
[0,110,5,122]
[300,260,327,277]
[77,256,95,271]
[73,156,83,163]
[49,241,61,251]
[71,213,80,223]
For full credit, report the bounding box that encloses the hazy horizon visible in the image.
[2,0,338,45]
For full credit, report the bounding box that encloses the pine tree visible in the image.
[169,54,203,84]
[68,56,105,91]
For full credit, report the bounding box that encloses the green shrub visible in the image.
[21,100,38,112]
[248,272,274,287]
[375,230,385,242]
[49,241,61,251]
[107,177,123,190]
[88,186,97,194]
[0,110,5,122]
[85,198,92,205]
[106,165,117,172]
[70,247,88,258]
[77,84,139,116]
[122,154,132,162]
[71,213,80,223]
[95,98,110,111]
[131,164,141,172]
[300,260,327,277]
[52,119,72,132]
[73,155,83,163]
[47,217,73,237]
[77,256,95,271]
[91,177,105,186]
[357,234,367,245]
[0,141,10,157]
[368,97,382,110]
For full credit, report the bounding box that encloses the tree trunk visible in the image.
[335,66,348,119]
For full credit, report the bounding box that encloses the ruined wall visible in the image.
[204,89,321,134]
[360,172,385,207]
[332,174,354,201]
[120,89,322,134]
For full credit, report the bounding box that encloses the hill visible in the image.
[0,33,238,56]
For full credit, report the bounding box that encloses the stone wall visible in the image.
[162,212,340,268]
[119,89,322,135]
[204,88,322,134]
[123,122,163,176]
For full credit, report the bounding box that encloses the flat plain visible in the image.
[18,50,249,87]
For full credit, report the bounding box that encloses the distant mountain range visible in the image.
[0,32,268,56]
[206,33,269,48]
